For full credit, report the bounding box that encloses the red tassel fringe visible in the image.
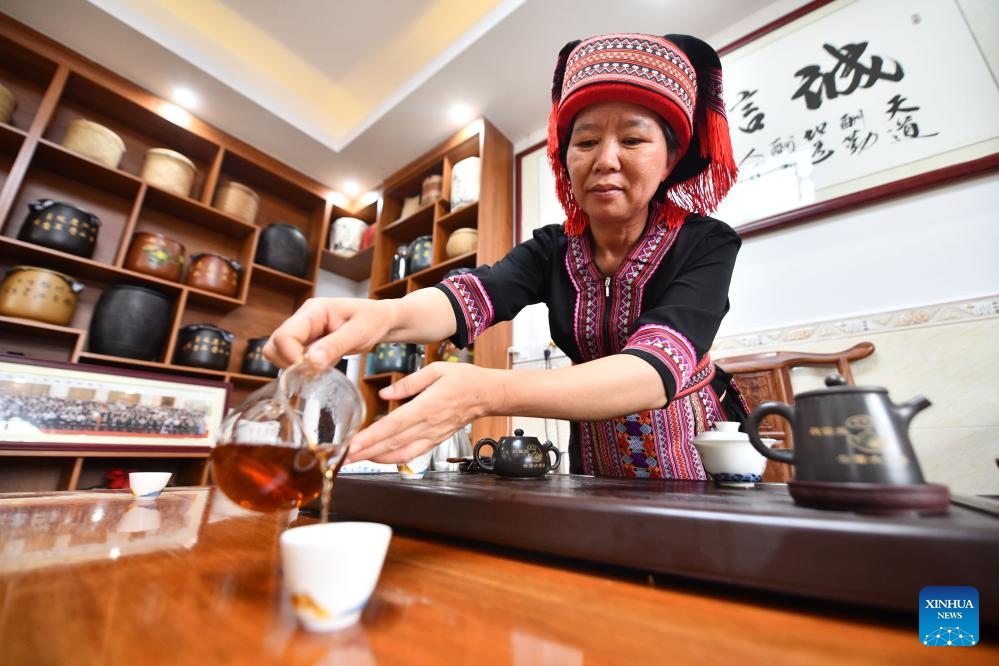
[547,102,591,237]
[669,106,738,216]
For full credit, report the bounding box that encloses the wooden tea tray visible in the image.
[330,473,999,622]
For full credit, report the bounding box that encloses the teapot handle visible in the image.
[542,441,561,472]
[472,438,496,471]
[745,402,795,465]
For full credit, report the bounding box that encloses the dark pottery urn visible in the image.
[240,336,279,377]
[406,235,433,275]
[256,223,309,277]
[173,323,233,370]
[89,285,172,360]
[19,199,101,258]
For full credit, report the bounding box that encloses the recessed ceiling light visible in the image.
[449,103,473,124]
[342,181,361,196]
[172,87,198,108]
[360,191,379,205]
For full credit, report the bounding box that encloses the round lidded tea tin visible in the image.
[406,235,432,274]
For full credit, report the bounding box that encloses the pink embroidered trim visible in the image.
[624,324,702,394]
[441,274,494,343]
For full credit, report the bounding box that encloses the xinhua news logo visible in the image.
[920,586,979,647]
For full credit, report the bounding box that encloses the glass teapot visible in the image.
[212,361,365,520]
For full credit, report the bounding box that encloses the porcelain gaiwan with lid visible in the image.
[692,422,774,488]
[473,429,561,478]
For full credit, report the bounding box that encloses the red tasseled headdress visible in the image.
[546,33,738,236]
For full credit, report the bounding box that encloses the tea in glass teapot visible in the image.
[212,361,365,520]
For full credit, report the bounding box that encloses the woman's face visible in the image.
[565,101,674,229]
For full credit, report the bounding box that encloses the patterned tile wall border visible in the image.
[713,295,999,354]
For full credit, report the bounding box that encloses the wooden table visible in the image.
[0,487,993,665]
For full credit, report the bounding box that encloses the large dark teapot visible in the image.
[473,429,560,478]
[746,375,931,485]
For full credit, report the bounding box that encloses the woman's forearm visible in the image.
[491,354,667,421]
[381,287,458,344]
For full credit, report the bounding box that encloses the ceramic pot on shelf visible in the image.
[329,217,368,258]
[88,285,172,360]
[256,223,309,277]
[241,336,279,377]
[450,156,480,211]
[185,253,242,297]
[124,232,186,281]
[18,199,101,258]
[0,266,83,326]
[406,235,433,275]
[173,323,233,371]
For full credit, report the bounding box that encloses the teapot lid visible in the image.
[795,374,888,399]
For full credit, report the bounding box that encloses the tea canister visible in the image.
[61,119,126,169]
[329,217,368,258]
[420,174,443,205]
[173,323,233,371]
[124,232,186,281]
[0,266,83,326]
[0,82,16,125]
[18,199,101,258]
[445,227,477,258]
[241,336,279,377]
[256,223,309,277]
[185,253,242,297]
[450,156,480,210]
[141,148,196,197]
[88,285,172,360]
[213,181,259,223]
[406,235,433,274]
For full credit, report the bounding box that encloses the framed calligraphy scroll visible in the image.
[715,0,999,235]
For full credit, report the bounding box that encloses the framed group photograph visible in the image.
[0,355,229,451]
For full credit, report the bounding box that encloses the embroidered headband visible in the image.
[547,33,738,235]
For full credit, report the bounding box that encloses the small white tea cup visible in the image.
[128,472,172,500]
[397,449,433,480]
[280,522,392,632]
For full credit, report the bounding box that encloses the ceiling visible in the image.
[2,0,801,203]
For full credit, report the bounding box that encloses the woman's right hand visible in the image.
[263,297,391,369]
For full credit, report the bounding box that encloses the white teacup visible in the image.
[129,472,172,499]
[280,522,392,632]
[396,449,433,480]
[692,424,775,488]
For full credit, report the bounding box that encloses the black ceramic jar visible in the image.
[240,336,279,377]
[19,199,101,258]
[255,223,308,277]
[173,324,234,370]
[89,285,172,360]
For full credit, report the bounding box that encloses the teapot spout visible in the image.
[896,395,931,426]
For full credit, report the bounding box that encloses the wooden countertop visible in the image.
[0,487,994,665]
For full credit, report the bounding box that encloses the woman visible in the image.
[266,33,746,478]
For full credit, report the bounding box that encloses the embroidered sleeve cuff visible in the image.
[622,324,713,402]
[434,274,494,347]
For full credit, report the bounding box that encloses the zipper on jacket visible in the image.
[603,276,612,351]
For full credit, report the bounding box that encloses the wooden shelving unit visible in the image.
[0,15,338,491]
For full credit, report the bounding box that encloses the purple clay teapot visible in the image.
[746,374,931,485]
[473,429,561,478]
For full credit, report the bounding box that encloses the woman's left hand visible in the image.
[346,362,501,464]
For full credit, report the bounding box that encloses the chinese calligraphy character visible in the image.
[729,89,766,133]
[843,129,878,155]
[770,135,796,157]
[793,42,904,110]
[738,147,766,169]
[802,122,834,164]
[885,94,939,141]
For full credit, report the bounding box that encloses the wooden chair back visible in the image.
[717,341,875,483]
